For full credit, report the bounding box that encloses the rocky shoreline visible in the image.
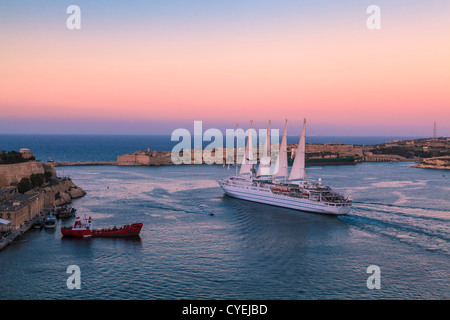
[0,161,86,251]
[39,177,87,207]
[0,159,87,207]
[412,156,450,170]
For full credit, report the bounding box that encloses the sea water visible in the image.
[0,134,423,162]
[0,135,448,299]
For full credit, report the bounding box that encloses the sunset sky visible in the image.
[0,0,449,136]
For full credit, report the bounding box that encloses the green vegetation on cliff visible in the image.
[0,151,35,164]
[17,172,52,193]
[370,142,450,159]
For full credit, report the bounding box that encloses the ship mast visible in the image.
[239,120,254,175]
[257,120,271,177]
[272,119,289,180]
[235,123,239,176]
[288,118,306,181]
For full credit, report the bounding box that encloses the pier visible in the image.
[0,213,45,251]
[53,161,118,167]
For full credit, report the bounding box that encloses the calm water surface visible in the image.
[1,162,449,300]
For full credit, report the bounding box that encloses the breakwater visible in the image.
[53,161,118,167]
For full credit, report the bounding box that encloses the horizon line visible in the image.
[0,132,436,138]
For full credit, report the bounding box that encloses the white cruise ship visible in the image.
[217,119,352,215]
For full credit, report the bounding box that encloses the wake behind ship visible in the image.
[217,119,352,215]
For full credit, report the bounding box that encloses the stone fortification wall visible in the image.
[42,162,57,179]
[117,151,174,166]
[0,161,45,188]
[304,144,364,157]
[117,153,151,166]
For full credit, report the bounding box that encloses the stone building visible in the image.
[117,149,151,165]
[117,148,174,166]
[0,188,44,230]
[19,148,35,160]
[0,187,16,202]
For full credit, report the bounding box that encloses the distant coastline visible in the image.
[0,134,428,163]
[48,137,450,167]
[413,156,450,170]
[1,135,448,168]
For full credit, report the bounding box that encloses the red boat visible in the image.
[61,216,143,238]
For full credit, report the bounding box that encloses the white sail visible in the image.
[218,118,352,215]
[289,118,306,181]
[257,120,271,177]
[272,119,288,178]
[239,120,254,175]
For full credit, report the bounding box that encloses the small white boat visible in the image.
[33,219,44,229]
[44,215,57,229]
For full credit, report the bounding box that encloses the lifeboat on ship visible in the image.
[61,216,143,238]
[271,187,291,194]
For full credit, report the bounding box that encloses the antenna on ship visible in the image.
[235,123,239,176]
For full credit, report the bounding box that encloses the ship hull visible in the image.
[61,223,143,238]
[92,223,143,237]
[61,228,92,237]
[219,182,351,215]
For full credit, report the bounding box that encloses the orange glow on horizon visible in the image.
[1,2,449,135]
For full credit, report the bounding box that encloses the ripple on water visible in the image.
[1,163,449,299]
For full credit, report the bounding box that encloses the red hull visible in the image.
[61,223,143,238]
